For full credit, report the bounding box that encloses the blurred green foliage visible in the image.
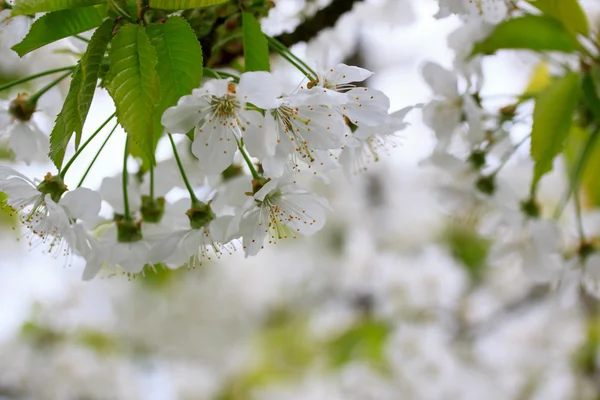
[443,222,490,284]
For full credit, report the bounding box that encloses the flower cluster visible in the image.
[427,0,600,298]
[0,64,410,280]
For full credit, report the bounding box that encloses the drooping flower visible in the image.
[239,177,328,256]
[161,77,270,175]
[339,106,413,177]
[0,97,49,165]
[150,199,237,269]
[421,62,484,147]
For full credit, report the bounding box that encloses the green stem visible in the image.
[574,185,586,241]
[74,34,91,44]
[267,36,317,80]
[490,133,531,178]
[203,67,240,82]
[149,162,155,200]
[270,45,313,80]
[77,122,118,187]
[0,66,75,93]
[122,138,131,219]
[28,71,71,104]
[60,112,117,178]
[553,127,600,219]
[237,138,260,179]
[168,133,200,203]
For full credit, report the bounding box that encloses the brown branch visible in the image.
[275,0,363,47]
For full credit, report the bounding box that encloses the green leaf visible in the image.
[105,23,160,165]
[12,6,104,56]
[148,0,228,10]
[472,15,578,56]
[531,72,580,188]
[242,12,270,72]
[11,0,106,15]
[49,19,113,169]
[527,0,589,36]
[328,319,390,372]
[146,16,203,147]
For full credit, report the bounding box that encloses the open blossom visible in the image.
[150,199,236,269]
[489,218,564,282]
[311,64,391,127]
[240,71,347,177]
[339,106,413,177]
[0,166,103,257]
[161,77,267,175]
[421,62,484,147]
[0,100,49,165]
[435,0,509,23]
[240,177,328,257]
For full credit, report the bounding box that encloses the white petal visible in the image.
[161,93,208,134]
[325,64,373,85]
[340,88,390,126]
[191,122,237,175]
[240,208,267,257]
[254,178,280,201]
[421,62,459,99]
[61,187,101,221]
[237,71,282,109]
[8,122,48,165]
[204,79,231,97]
[281,193,326,236]
[242,111,272,159]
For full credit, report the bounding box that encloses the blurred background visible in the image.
[1,0,600,399]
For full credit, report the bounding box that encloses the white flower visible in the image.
[0,166,103,259]
[313,64,391,127]
[0,100,49,165]
[421,62,484,147]
[150,199,236,269]
[436,0,509,24]
[80,221,152,280]
[339,106,412,177]
[0,167,65,249]
[240,71,347,177]
[447,17,494,60]
[489,218,564,282]
[161,78,268,175]
[239,177,328,256]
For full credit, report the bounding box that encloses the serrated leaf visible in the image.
[12,6,104,56]
[11,0,106,15]
[242,12,269,72]
[148,0,228,10]
[531,72,580,188]
[472,15,578,56]
[527,0,589,36]
[146,16,203,147]
[49,19,113,169]
[106,23,160,165]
